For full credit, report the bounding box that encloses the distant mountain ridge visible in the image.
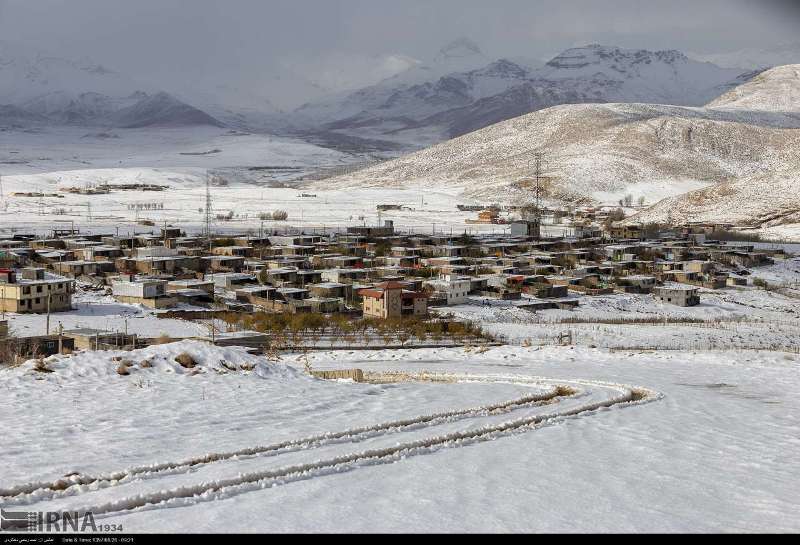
[287,44,757,146]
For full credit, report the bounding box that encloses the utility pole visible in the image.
[204,171,214,251]
[525,151,544,221]
[46,292,51,336]
[0,174,5,212]
[521,151,544,239]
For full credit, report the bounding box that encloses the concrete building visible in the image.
[64,328,138,350]
[510,220,541,238]
[0,268,74,314]
[347,220,395,237]
[111,279,177,309]
[358,281,428,319]
[424,275,472,306]
[654,285,700,307]
[617,275,657,294]
[53,260,99,278]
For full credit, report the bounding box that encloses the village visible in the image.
[0,202,791,361]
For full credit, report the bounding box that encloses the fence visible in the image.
[311,369,365,382]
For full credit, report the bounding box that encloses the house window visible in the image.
[35,298,41,304]
[36,286,43,293]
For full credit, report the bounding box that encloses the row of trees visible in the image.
[618,194,647,208]
[258,210,289,221]
[220,312,490,348]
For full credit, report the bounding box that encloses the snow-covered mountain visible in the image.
[294,53,424,96]
[105,92,224,129]
[20,91,140,125]
[316,65,800,216]
[0,41,222,129]
[289,39,499,134]
[533,45,742,105]
[290,44,753,144]
[0,40,146,104]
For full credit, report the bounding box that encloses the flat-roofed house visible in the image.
[112,279,177,309]
[654,285,700,307]
[0,268,74,314]
[53,260,99,278]
[423,275,471,306]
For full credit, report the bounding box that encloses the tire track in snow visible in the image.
[57,380,658,519]
[2,374,659,519]
[0,375,565,501]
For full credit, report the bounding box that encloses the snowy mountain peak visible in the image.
[471,59,530,79]
[107,91,225,128]
[544,44,689,71]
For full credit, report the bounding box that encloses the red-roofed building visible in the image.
[358,281,428,319]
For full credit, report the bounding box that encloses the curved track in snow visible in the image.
[0,373,660,520]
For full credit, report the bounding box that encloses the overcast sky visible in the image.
[1,0,798,106]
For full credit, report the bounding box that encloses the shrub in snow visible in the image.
[175,353,197,369]
[33,359,53,374]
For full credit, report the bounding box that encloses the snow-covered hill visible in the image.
[625,66,800,232]
[706,65,800,113]
[316,65,800,209]
[292,44,750,144]
[632,163,800,229]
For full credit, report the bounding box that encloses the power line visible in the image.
[533,151,543,221]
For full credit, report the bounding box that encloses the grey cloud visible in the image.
[0,0,795,107]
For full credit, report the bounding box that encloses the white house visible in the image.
[424,274,472,305]
[111,279,176,308]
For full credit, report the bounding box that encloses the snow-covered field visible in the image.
[0,167,566,236]
[0,126,349,173]
[1,341,798,533]
[441,259,800,352]
[2,290,208,339]
[0,122,518,235]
